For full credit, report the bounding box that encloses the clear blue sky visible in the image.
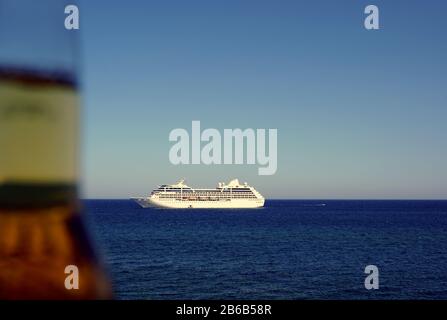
[77,0,447,199]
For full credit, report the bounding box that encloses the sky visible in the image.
[73,0,447,199]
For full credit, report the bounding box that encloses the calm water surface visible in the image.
[84,200,447,299]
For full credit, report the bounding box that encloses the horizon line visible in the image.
[81,198,447,201]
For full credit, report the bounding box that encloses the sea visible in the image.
[84,200,447,300]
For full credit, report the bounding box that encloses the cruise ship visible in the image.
[132,179,265,209]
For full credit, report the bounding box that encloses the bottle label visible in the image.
[0,80,78,185]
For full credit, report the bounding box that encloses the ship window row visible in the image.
[154,191,255,195]
[157,188,251,191]
[156,193,256,196]
[154,195,257,198]
[158,194,257,199]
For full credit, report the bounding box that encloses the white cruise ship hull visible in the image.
[132,179,265,209]
[132,197,265,209]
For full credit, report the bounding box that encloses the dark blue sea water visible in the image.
[84,200,447,300]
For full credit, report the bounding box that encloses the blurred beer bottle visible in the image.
[0,1,112,299]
